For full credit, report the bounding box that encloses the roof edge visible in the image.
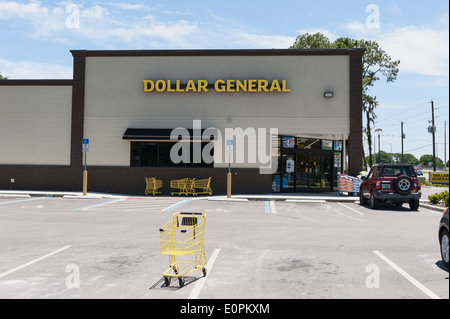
[0,79,73,86]
[71,48,366,57]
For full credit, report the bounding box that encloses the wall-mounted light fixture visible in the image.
[324,92,334,98]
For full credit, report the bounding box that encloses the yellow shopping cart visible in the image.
[159,212,207,287]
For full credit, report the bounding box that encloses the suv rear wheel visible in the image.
[409,199,419,211]
[359,189,367,205]
[369,191,380,209]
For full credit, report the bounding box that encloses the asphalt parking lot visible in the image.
[0,195,448,299]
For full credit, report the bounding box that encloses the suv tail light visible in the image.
[416,180,421,190]
[375,180,381,190]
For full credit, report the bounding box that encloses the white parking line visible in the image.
[0,197,49,206]
[0,246,71,279]
[286,199,326,203]
[74,198,125,211]
[269,201,277,214]
[188,248,221,299]
[338,203,365,216]
[161,199,193,212]
[373,250,441,299]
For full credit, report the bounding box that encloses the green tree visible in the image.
[0,72,8,80]
[391,153,419,165]
[367,150,393,165]
[290,34,400,95]
[402,154,419,165]
[290,32,332,49]
[290,33,400,170]
[377,150,393,164]
[420,154,443,167]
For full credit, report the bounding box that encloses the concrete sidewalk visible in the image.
[1,186,447,212]
[0,190,127,199]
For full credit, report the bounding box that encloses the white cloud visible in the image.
[0,1,200,47]
[377,25,449,77]
[229,32,295,49]
[343,20,449,77]
[206,10,296,49]
[0,57,72,79]
[107,2,148,11]
[0,1,297,49]
[0,1,48,19]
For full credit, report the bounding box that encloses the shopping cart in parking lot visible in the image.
[159,212,207,287]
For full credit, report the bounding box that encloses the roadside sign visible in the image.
[82,138,89,152]
[429,172,449,184]
[334,152,341,168]
[226,139,233,154]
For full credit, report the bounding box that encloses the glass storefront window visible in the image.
[274,136,343,193]
[130,141,213,167]
[296,138,321,150]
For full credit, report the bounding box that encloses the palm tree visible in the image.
[363,94,378,168]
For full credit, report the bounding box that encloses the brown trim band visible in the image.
[71,48,366,57]
[0,80,72,85]
[70,52,86,168]
[0,165,271,195]
[347,52,364,176]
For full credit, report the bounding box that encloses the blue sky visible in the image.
[0,0,448,163]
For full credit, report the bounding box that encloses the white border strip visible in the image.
[286,199,326,203]
[338,203,364,216]
[0,246,71,279]
[74,198,125,211]
[161,199,192,212]
[269,200,277,214]
[188,248,221,299]
[373,250,441,299]
[0,197,48,205]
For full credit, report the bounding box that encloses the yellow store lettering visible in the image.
[143,79,291,93]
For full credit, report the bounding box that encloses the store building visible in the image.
[0,49,364,195]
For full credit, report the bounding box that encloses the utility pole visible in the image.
[431,100,436,172]
[445,120,447,172]
[401,122,404,163]
[375,128,382,164]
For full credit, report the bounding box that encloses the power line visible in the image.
[405,144,433,153]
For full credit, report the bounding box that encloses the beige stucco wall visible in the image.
[83,55,350,167]
[0,86,72,165]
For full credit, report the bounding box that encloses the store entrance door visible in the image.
[280,152,334,192]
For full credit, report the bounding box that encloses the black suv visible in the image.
[359,164,422,210]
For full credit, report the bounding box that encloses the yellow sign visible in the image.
[143,79,291,93]
[429,172,449,183]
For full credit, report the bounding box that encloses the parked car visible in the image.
[415,170,423,176]
[357,170,368,179]
[359,164,421,210]
[439,208,449,268]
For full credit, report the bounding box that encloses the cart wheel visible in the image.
[202,267,207,277]
[164,276,171,287]
[178,277,185,287]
